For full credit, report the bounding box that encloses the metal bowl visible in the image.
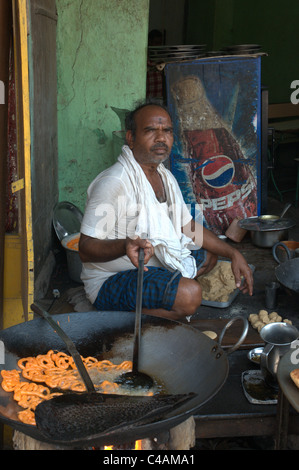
[250,229,289,248]
[238,216,295,248]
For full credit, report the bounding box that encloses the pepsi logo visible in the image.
[202,155,235,188]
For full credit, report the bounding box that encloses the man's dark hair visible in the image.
[125,99,170,139]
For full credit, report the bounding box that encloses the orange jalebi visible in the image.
[18,409,36,425]
[0,351,133,426]
[100,380,121,394]
[0,370,21,392]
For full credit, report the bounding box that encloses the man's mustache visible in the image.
[150,143,169,151]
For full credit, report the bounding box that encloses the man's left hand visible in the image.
[230,251,253,296]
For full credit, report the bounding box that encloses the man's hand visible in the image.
[125,237,155,270]
[230,251,253,295]
[79,234,154,269]
[182,221,254,296]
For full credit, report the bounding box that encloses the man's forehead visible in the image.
[135,105,172,125]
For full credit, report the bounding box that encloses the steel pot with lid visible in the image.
[52,201,83,283]
[238,203,295,248]
[238,203,294,248]
[238,216,295,248]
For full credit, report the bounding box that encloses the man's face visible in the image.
[126,105,174,165]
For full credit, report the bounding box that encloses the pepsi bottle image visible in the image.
[171,75,257,234]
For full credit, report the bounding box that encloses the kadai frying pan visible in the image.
[0,311,247,447]
[275,257,299,294]
[272,242,299,294]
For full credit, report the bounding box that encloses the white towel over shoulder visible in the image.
[118,145,197,278]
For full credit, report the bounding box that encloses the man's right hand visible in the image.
[79,233,154,270]
[125,237,154,270]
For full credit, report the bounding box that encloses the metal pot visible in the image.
[238,203,295,248]
[0,312,247,447]
[61,233,82,283]
[53,202,83,284]
[250,227,289,248]
[238,216,295,248]
[260,322,299,387]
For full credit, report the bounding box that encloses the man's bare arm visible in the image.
[78,233,154,270]
[79,234,126,263]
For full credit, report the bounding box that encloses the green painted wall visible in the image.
[56,0,149,211]
[186,0,299,105]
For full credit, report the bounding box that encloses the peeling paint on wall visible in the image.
[93,128,107,146]
[56,0,149,211]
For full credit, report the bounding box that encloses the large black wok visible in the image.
[0,311,246,447]
[273,242,299,294]
[275,258,299,294]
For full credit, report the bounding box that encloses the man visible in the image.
[79,102,253,321]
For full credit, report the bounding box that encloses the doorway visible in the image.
[148,0,187,45]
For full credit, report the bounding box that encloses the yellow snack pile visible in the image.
[249,310,292,332]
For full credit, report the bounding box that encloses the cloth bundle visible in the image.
[118,145,197,278]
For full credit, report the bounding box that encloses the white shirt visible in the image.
[80,149,193,304]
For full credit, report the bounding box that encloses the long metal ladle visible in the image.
[259,202,292,223]
[116,248,154,389]
[279,202,292,219]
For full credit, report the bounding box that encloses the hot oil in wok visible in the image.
[85,366,165,396]
[44,354,166,396]
[17,354,192,443]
